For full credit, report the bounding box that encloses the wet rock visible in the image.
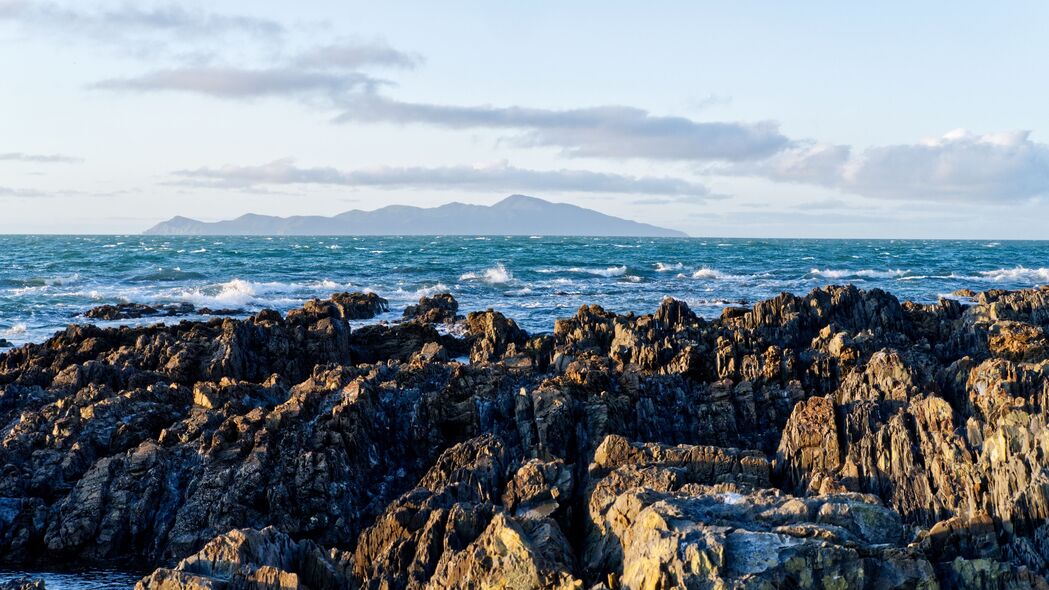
[84,302,196,321]
[197,307,245,316]
[0,578,45,590]
[2,286,1049,587]
[294,292,389,321]
[403,294,460,324]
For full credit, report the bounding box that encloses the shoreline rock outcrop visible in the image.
[2,285,1049,588]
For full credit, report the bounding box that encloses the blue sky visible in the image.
[2,1,1049,237]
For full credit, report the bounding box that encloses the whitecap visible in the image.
[655,262,685,272]
[624,275,643,283]
[191,248,207,254]
[978,267,1049,283]
[691,267,744,280]
[1,323,27,338]
[567,266,627,277]
[809,268,909,279]
[413,282,451,297]
[460,263,513,284]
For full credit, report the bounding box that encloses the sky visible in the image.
[2,1,1049,237]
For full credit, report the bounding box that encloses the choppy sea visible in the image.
[2,235,1049,347]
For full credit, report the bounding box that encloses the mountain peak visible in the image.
[494,194,546,207]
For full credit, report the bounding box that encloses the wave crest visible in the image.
[978,267,1049,282]
[809,268,909,279]
[568,265,627,277]
[460,263,513,284]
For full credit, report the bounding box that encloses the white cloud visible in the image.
[94,67,382,101]
[336,95,791,162]
[171,159,714,198]
[734,130,1049,203]
[0,1,284,41]
[0,152,82,163]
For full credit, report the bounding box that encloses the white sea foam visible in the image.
[2,323,27,337]
[568,265,627,277]
[978,267,1049,283]
[691,267,743,280]
[624,275,643,283]
[809,268,909,279]
[460,263,513,284]
[655,262,685,272]
[413,283,451,297]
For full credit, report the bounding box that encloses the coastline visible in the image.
[2,285,1049,588]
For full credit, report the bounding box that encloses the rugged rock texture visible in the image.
[84,302,243,321]
[2,285,1049,588]
[403,294,460,324]
[298,292,389,321]
[0,579,45,590]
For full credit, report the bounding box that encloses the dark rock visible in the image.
[0,579,45,590]
[197,307,245,316]
[84,302,196,321]
[403,293,460,324]
[1,286,1049,588]
[293,292,389,321]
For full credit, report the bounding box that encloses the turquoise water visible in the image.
[2,235,1049,346]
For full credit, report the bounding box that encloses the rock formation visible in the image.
[2,285,1049,588]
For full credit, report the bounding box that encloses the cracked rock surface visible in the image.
[3,287,1049,588]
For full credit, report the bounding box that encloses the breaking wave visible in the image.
[809,268,909,279]
[460,263,513,284]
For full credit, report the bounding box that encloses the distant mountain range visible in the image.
[142,195,688,237]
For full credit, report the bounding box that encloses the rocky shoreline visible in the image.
[1,285,1049,588]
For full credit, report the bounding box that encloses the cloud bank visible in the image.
[173,159,713,198]
[737,129,1049,202]
[0,152,81,163]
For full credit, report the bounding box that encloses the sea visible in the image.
[1,235,1049,587]
[2,235,1049,348]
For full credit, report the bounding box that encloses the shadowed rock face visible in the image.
[3,285,1049,588]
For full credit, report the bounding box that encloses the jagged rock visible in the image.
[584,440,933,589]
[0,578,45,590]
[2,286,1049,588]
[292,292,389,321]
[425,512,581,590]
[464,310,528,363]
[403,294,460,324]
[135,526,349,590]
[85,302,196,321]
[502,459,573,520]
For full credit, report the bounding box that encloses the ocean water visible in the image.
[0,570,142,589]
[1,235,1049,346]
